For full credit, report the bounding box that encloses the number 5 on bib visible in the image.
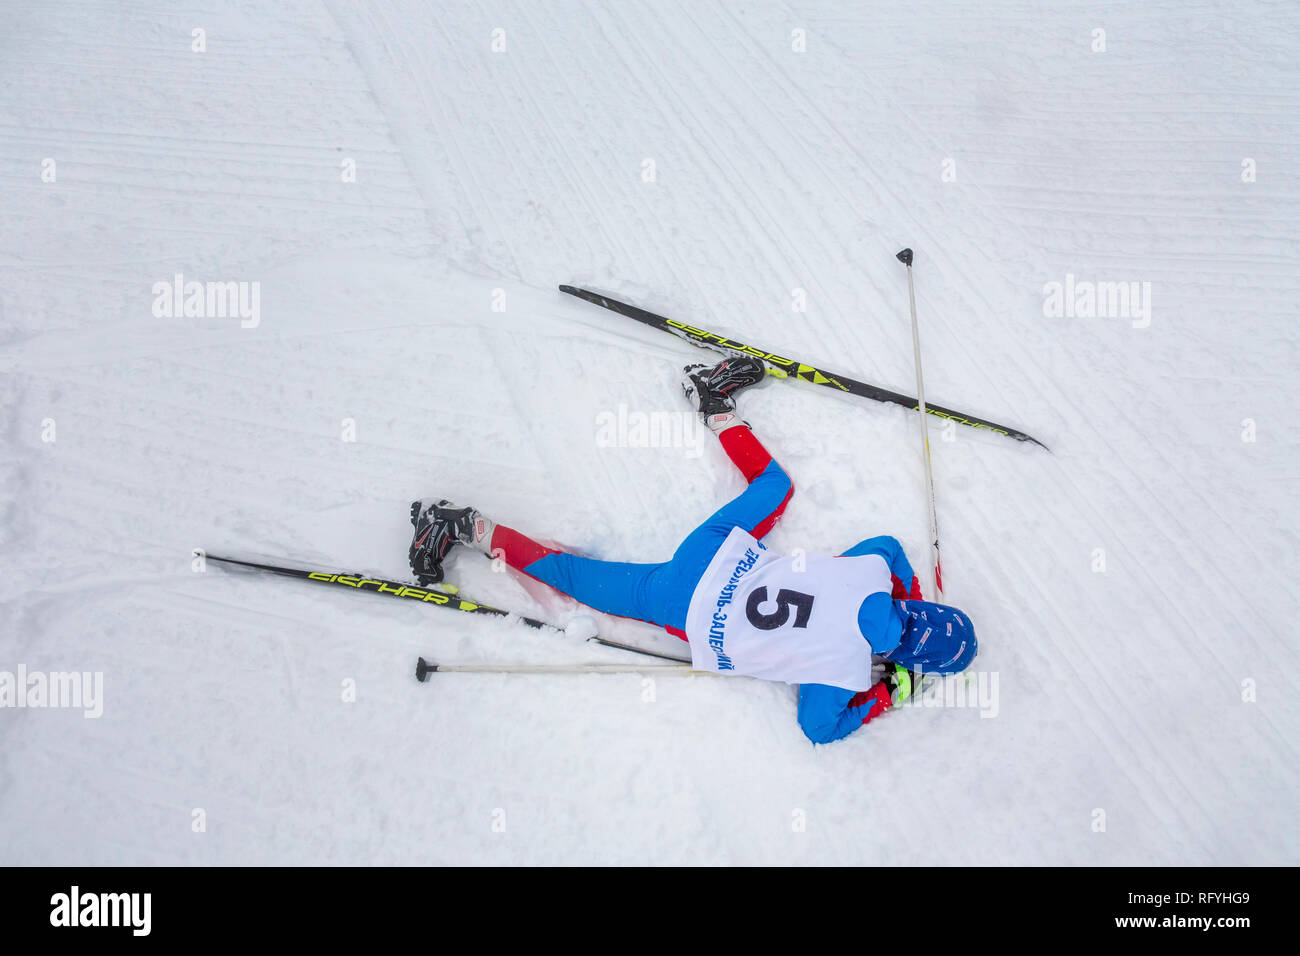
[745,587,814,630]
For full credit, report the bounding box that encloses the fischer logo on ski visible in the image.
[306,571,480,608]
[662,317,854,391]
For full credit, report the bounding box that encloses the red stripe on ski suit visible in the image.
[718,425,793,541]
[488,524,560,569]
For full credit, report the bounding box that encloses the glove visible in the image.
[879,661,920,705]
[851,662,923,727]
[849,682,894,726]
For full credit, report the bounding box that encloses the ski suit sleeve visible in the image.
[839,535,923,600]
[797,682,892,744]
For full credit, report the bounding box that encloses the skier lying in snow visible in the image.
[408,357,978,743]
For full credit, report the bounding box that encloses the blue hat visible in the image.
[887,600,978,674]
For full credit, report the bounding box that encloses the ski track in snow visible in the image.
[1,0,1297,864]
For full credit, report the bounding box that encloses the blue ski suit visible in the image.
[478,424,977,743]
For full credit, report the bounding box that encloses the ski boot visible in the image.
[408,499,482,585]
[681,356,766,429]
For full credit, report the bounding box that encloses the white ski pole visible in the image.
[896,248,944,602]
[416,657,705,680]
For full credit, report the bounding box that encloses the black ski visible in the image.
[204,554,690,674]
[559,284,1046,448]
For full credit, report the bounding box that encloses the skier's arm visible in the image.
[797,682,892,744]
[839,535,923,599]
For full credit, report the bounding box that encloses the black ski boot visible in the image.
[681,356,766,420]
[409,499,479,585]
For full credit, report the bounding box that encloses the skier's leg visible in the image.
[472,425,791,634]
[409,499,666,621]
[708,423,793,539]
[668,421,793,568]
[406,427,791,638]
[623,423,794,634]
[406,358,788,634]
[600,359,795,632]
[485,523,673,627]
[679,355,792,539]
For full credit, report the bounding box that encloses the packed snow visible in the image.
[2,0,1297,865]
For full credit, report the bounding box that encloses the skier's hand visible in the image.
[850,663,921,727]
[848,682,894,726]
[879,661,919,706]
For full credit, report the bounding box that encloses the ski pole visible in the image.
[896,248,944,601]
[415,657,701,681]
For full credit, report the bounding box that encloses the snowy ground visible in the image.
[2,0,1297,865]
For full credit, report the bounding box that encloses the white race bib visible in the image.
[683,527,894,690]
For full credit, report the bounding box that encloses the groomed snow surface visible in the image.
[2,1,1297,865]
